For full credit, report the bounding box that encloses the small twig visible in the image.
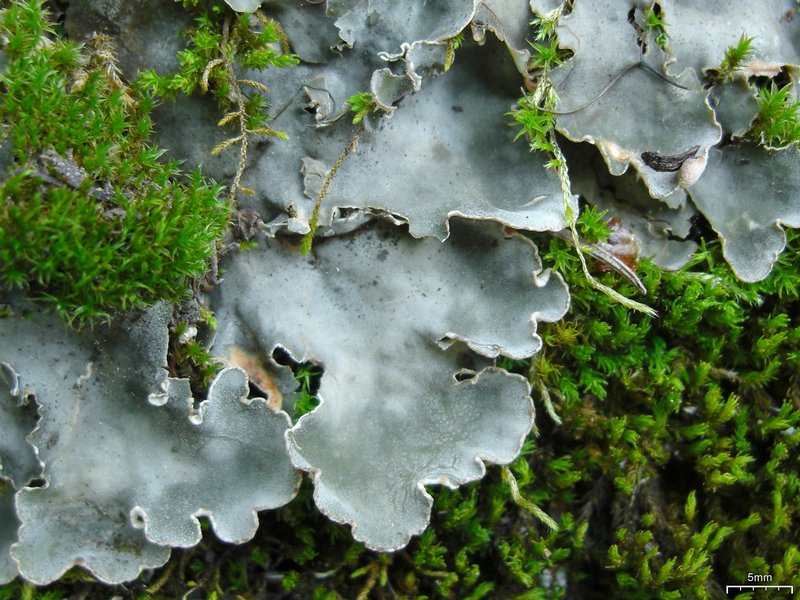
[182,561,221,600]
[417,569,451,578]
[502,465,560,533]
[212,568,223,596]
[541,60,689,115]
[708,366,742,382]
[552,229,648,295]
[201,241,220,291]
[299,123,365,254]
[203,16,261,205]
[146,559,176,595]
[221,17,250,205]
[531,375,564,426]
[355,560,380,600]
[176,549,193,594]
[270,85,307,122]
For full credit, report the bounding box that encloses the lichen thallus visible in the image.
[529,59,692,297]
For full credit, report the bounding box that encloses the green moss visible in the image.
[642,3,669,49]
[0,0,229,326]
[713,34,756,83]
[292,363,322,418]
[347,92,380,125]
[749,83,800,149]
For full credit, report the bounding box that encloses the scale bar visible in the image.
[726,585,794,593]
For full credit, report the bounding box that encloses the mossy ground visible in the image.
[2,1,800,598]
[3,215,799,599]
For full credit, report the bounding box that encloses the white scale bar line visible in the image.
[725,585,794,593]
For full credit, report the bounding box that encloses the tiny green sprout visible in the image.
[749,82,800,148]
[575,205,612,244]
[346,92,378,124]
[530,4,565,42]
[531,14,557,42]
[529,37,566,71]
[293,363,321,418]
[685,490,698,522]
[643,3,668,48]
[509,94,557,155]
[716,34,756,82]
[198,307,218,330]
[444,31,464,71]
